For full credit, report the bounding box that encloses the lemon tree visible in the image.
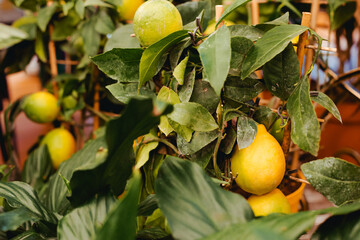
[22,92,59,123]
[133,0,183,47]
[41,128,76,169]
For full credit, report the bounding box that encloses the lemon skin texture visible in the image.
[23,92,59,123]
[41,128,76,169]
[133,0,183,47]
[118,0,144,21]
[231,124,285,195]
[248,188,292,217]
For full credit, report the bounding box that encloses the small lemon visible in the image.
[248,188,291,217]
[118,0,144,21]
[23,92,59,123]
[133,0,183,47]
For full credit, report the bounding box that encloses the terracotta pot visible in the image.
[286,171,306,213]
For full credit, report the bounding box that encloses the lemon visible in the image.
[133,0,183,47]
[248,188,291,217]
[41,128,76,169]
[292,35,299,52]
[23,92,59,123]
[203,20,235,35]
[118,0,144,21]
[231,124,285,195]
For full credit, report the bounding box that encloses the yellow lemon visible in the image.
[231,124,285,195]
[133,0,183,47]
[23,92,59,123]
[41,128,76,169]
[248,188,291,217]
[118,0,144,21]
[203,20,235,35]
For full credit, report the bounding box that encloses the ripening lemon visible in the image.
[41,128,76,169]
[269,118,285,144]
[248,188,291,217]
[203,20,235,35]
[231,124,285,195]
[133,0,183,47]
[23,92,59,123]
[118,0,144,21]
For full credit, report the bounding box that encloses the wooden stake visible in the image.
[215,5,224,28]
[297,12,311,75]
[251,0,260,25]
[305,0,320,73]
[92,67,100,133]
[48,25,59,97]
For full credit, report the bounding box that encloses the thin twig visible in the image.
[143,138,180,155]
[289,175,310,185]
[85,104,110,122]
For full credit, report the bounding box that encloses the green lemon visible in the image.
[133,0,183,47]
[23,92,59,123]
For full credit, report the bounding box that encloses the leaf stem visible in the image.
[143,137,180,156]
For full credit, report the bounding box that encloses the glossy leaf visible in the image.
[22,145,52,192]
[228,25,263,41]
[176,1,210,26]
[81,17,100,56]
[220,127,237,154]
[155,156,254,240]
[157,87,181,136]
[241,25,308,79]
[301,157,360,206]
[177,129,219,155]
[91,48,143,82]
[0,207,39,231]
[199,25,231,96]
[179,68,196,102]
[168,119,194,142]
[135,139,158,169]
[287,76,320,156]
[189,79,220,114]
[168,102,219,132]
[138,194,158,217]
[139,30,189,88]
[106,82,155,104]
[236,116,257,150]
[311,91,342,123]
[37,3,59,32]
[57,194,116,239]
[173,55,189,85]
[104,24,140,51]
[253,106,278,130]
[95,171,141,240]
[230,37,253,76]
[0,23,28,49]
[0,181,58,224]
[223,75,265,104]
[263,42,300,100]
[189,141,216,168]
[215,0,250,28]
[169,39,192,69]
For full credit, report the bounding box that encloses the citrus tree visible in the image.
[0,0,360,239]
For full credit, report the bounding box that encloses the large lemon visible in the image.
[41,128,76,169]
[133,0,183,47]
[248,188,291,217]
[23,92,59,123]
[231,124,285,195]
[118,0,144,21]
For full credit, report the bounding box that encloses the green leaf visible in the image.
[301,157,360,206]
[0,23,28,49]
[12,15,37,40]
[223,75,265,104]
[177,129,219,155]
[155,156,254,239]
[188,141,216,168]
[35,31,47,62]
[75,0,85,19]
[106,82,156,104]
[58,194,116,239]
[241,25,308,79]
[0,181,58,224]
[176,1,210,26]
[139,30,190,88]
[311,91,342,123]
[253,106,278,130]
[0,207,39,231]
[37,3,59,32]
[45,137,107,214]
[220,127,237,155]
[179,68,196,103]
[22,145,52,192]
[84,0,113,8]
[135,138,158,169]
[169,39,192,69]
[199,25,231,96]
[215,0,250,28]
[287,76,320,156]
[228,25,263,41]
[10,230,44,240]
[95,170,141,240]
[230,36,253,76]
[189,79,220,114]
[92,48,143,82]
[331,2,356,30]
[157,87,181,136]
[95,10,115,35]
[104,24,140,51]
[81,17,100,56]
[62,2,74,15]
[236,116,257,150]
[173,55,189,85]
[138,194,158,217]
[168,119,194,142]
[263,42,300,100]
[168,102,219,132]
